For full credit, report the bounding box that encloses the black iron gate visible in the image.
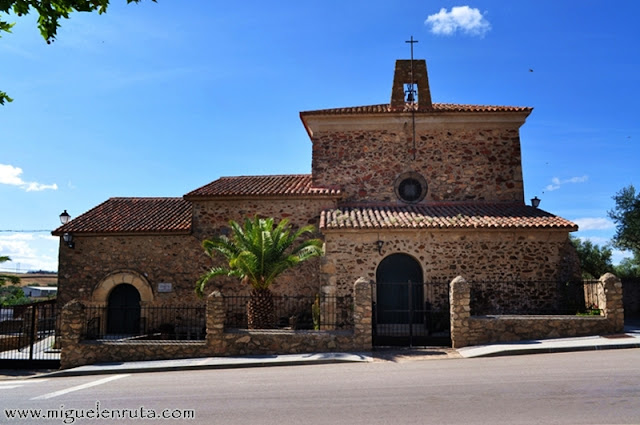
[372,281,451,347]
[0,300,60,369]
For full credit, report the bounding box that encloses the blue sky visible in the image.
[0,1,638,272]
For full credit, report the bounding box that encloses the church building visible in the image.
[53,58,578,343]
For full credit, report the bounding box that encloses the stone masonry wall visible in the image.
[56,234,208,308]
[450,273,624,348]
[311,125,524,203]
[324,229,573,297]
[57,196,338,308]
[60,280,372,369]
[190,198,338,297]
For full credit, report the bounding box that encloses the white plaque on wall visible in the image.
[157,282,172,293]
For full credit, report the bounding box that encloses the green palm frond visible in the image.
[195,216,324,296]
[0,256,20,286]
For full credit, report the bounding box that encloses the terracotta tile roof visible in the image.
[300,103,533,116]
[52,198,192,235]
[320,203,577,231]
[184,174,342,199]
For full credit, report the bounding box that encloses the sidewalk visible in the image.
[2,322,640,380]
[457,325,640,358]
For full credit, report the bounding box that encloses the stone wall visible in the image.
[190,197,338,297]
[324,229,573,297]
[57,196,338,308]
[56,234,208,308]
[60,280,372,369]
[311,125,524,203]
[450,273,625,348]
[56,235,205,307]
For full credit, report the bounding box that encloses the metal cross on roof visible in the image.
[405,36,418,160]
[404,36,419,104]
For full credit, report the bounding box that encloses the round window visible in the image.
[394,172,427,203]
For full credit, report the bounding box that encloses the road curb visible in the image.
[36,353,375,378]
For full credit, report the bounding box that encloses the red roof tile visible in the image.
[320,203,577,231]
[184,174,342,199]
[52,198,191,235]
[301,103,533,116]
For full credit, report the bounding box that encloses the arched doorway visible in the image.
[107,284,141,336]
[373,253,451,346]
[376,253,424,325]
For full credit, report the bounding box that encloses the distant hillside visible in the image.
[4,273,58,288]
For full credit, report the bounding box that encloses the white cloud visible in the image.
[425,6,491,37]
[544,175,588,192]
[0,164,58,192]
[573,217,615,231]
[0,233,59,272]
[576,236,610,246]
[612,249,633,266]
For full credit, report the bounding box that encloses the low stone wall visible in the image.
[450,273,624,348]
[60,279,372,369]
[466,315,613,345]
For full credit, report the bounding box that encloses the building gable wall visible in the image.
[310,121,524,203]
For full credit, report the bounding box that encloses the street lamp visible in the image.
[59,210,74,248]
[62,232,74,249]
[59,210,71,225]
[531,196,541,208]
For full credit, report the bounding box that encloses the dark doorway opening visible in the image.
[373,253,450,346]
[375,253,424,324]
[107,284,141,336]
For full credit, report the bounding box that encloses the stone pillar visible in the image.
[450,276,471,349]
[206,291,225,353]
[598,273,624,333]
[59,300,86,369]
[353,277,373,350]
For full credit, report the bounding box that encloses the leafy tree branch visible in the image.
[0,0,156,105]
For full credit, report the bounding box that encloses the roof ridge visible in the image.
[217,173,312,179]
[108,197,186,200]
[300,102,533,115]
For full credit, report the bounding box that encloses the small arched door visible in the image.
[376,253,424,325]
[106,284,141,336]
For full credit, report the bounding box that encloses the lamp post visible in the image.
[59,210,74,248]
[59,210,71,225]
[531,196,541,208]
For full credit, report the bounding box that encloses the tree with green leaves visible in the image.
[570,237,614,279]
[0,256,20,286]
[614,252,640,279]
[609,184,640,255]
[196,216,323,329]
[0,285,29,306]
[0,0,156,105]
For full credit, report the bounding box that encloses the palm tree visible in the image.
[196,216,323,329]
[0,256,20,286]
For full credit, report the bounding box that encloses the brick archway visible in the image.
[92,271,154,305]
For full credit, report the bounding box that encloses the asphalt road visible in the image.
[1,349,639,424]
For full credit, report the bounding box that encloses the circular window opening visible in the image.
[394,172,427,203]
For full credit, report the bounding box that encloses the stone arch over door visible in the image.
[92,271,154,305]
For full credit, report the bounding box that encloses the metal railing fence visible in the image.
[470,280,601,316]
[82,304,206,341]
[223,294,353,330]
